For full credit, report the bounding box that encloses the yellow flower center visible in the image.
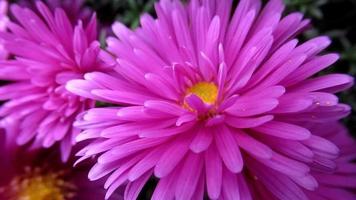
[187,82,218,104]
[1,167,76,200]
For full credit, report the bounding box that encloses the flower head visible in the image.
[68,0,354,199]
[0,131,123,200]
[306,123,356,200]
[0,2,109,161]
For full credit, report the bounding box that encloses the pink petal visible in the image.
[290,74,354,93]
[175,152,203,200]
[253,121,311,140]
[235,129,273,159]
[154,138,190,178]
[221,168,240,200]
[225,98,279,117]
[190,127,213,153]
[214,125,243,173]
[225,115,273,128]
[124,171,152,200]
[205,144,223,199]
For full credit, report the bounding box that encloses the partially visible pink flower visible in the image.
[0,0,8,59]
[0,130,123,200]
[306,123,356,200]
[242,122,356,200]
[0,2,109,161]
[67,0,354,199]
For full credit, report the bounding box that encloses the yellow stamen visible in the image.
[187,82,218,104]
[1,167,76,200]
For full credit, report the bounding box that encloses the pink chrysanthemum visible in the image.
[67,0,354,199]
[305,123,356,200]
[243,122,356,200]
[0,2,109,161]
[0,131,123,200]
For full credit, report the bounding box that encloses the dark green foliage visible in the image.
[87,0,156,28]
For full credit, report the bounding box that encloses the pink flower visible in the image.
[0,131,123,200]
[306,123,356,200]
[0,2,109,161]
[241,122,356,200]
[67,0,354,199]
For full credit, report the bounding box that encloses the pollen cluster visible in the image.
[187,82,218,104]
[0,167,76,200]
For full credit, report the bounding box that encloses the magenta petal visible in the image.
[292,174,318,191]
[290,74,354,93]
[253,121,311,140]
[251,162,308,200]
[205,144,223,199]
[226,98,279,117]
[144,100,187,116]
[151,168,178,200]
[190,127,213,153]
[124,171,152,200]
[221,169,241,200]
[214,126,243,173]
[176,113,196,126]
[154,138,190,178]
[174,152,203,200]
[235,130,273,159]
[184,94,210,114]
[128,147,163,181]
[303,135,340,159]
[282,53,339,86]
[225,115,274,128]
[273,93,313,113]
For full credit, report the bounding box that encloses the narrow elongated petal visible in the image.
[215,126,243,173]
[205,144,223,199]
[253,121,311,140]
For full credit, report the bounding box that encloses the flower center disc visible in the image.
[2,167,76,200]
[17,174,65,200]
[187,82,218,104]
